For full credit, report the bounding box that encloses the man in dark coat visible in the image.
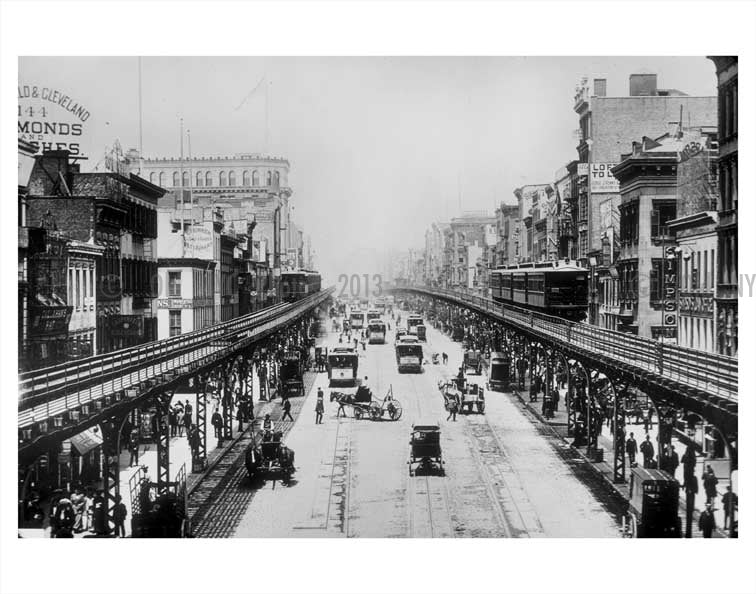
[703,465,719,504]
[281,397,294,422]
[722,485,737,531]
[639,434,655,469]
[626,432,638,467]
[698,503,716,538]
[211,410,223,439]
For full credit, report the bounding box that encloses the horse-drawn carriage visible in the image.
[621,467,681,538]
[438,379,485,414]
[331,384,403,421]
[244,430,296,484]
[408,421,444,476]
[279,351,305,398]
[487,351,510,392]
[463,349,483,375]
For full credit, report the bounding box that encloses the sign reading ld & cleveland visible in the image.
[18,84,91,157]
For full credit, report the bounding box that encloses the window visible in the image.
[266,171,272,186]
[169,310,181,337]
[196,172,203,187]
[252,170,259,186]
[168,271,182,297]
[219,171,227,186]
[651,203,676,239]
[274,171,280,185]
[159,172,165,187]
[649,259,663,302]
[182,171,189,187]
[242,171,250,186]
[149,172,156,184]
[205,171,212,186]
[229,171,236,186]
[172,172,179,187]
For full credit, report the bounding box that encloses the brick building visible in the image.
[573,73,717,327]
[24,150,162,355]
[494,203,519,267]
[448,212,496,290]
[708,56,738,357]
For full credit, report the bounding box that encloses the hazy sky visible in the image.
[19,56,717,282]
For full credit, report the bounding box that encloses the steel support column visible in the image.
[99,412,129,535]
[154,391,174,494]
[195,374,208,469]
[612,381,628,484]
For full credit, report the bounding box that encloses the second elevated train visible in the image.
[489,262,588,321]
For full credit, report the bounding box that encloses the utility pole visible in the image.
[179,118,185,236]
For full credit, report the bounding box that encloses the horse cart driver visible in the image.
[262,413,274,439]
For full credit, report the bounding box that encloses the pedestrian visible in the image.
[262,413,274,437]
[336,394,349,418]
[698,503,716,538]
[722,485,737,531]
[442,352,448,365]
[666,445,680,477]
[237,404,246,431]
[121,418,133,451]
[639,434,655,469]
[626,432,638,467]
[315,389,325,425]
[52,498,75,538]
[211,409,223,439]
[703,465,719,504]
[71,488,85,533]
[353,337,358,350]
[282,397,294,422]
[128,432,140,467]
[447,394,459,422]
[189,424,201,460]
[175,407,185,437]
[92,490,107,535]
[113,495,127,538]
[184,399,193,423]
[168,406,177,437]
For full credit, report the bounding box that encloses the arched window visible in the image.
[182,171,189,187]
[266,171,272,186]
[252,170,259,186]
[149,172,156,184]
[219,171,227,186]
[205,171,212,186]
[196,172,203,187]
[274,171,280,185]
[172,172,179,187]
[229,171,236,186]
[159,172,165,187]
[242,171,250,186]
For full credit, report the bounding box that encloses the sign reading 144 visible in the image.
[18,84,91,157]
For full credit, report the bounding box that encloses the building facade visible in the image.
[449,213,496,290]
[708,56,738,357]
[573,73,717,328]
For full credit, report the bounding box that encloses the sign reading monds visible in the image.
[18,84,91,157]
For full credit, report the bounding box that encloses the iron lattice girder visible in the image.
[18,298,330,466]
[398,289,737,437]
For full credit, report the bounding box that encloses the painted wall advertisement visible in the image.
[590,162,619,193]
[183,224,214,260]
[18,84,91,157]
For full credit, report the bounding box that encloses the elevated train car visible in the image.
[281,270,322,303]
[490,261,588,321]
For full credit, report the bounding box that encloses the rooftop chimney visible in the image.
[593,78,607,97]
[629,73,658,96]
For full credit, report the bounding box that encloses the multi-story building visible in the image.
[424,222,449,287]
[667,130,719,352]
[513,185,550,264]
[129,151,293,301]
[494,204,519,267]
[25,150,162,355]
[18,139,38,369]
[573,73,717,327]
[66,240,104,358]
[554,162,578,260]
[448,212,496,290]
[707,56,738,357]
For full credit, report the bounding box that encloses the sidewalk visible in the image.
[504,371,732,538]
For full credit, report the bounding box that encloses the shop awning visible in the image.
[70,428,103,455]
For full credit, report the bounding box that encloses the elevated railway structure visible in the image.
[18,288,334,531]
[396,286,737,483]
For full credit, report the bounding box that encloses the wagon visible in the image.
[331,385,403,421]
[460,383,485,414]
[463,350,482,375]
[408,421,444,476]
[488,351,510,392]
[621,467,681,538]
[245,430,296,484]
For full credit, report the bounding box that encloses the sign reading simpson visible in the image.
[590,163,619,193]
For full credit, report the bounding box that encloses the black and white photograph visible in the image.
[2,2,754,594]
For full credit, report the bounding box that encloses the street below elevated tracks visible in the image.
[194,312,625,538]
